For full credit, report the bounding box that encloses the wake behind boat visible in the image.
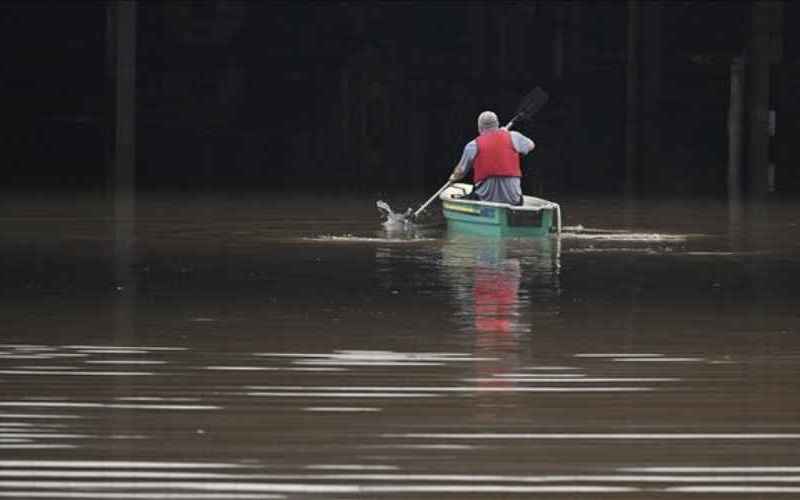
[440,183,562,237]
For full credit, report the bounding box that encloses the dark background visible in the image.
[0,1,796,196]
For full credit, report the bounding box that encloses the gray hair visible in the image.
[477,111,499,132]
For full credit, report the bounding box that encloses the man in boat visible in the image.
[448,110,535,206]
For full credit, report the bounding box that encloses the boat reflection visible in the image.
[441,233,561,416]
[441,233,560,336]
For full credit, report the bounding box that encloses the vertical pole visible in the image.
[108,0,137,453]
[728,57,744,200]
[549,3,565,193]
[641,1,662,193]
[624,0,640,198]
[565,3,582,192]
[747,2,772,198]
[768,3,782,194]
[623,0,641,324]
[114,1,136,214]
[111,0,136,340]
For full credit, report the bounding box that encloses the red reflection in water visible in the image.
[473,259,521,335]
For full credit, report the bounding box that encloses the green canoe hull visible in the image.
[440,184,561,238]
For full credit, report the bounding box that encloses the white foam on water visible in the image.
[465,377,678,383]
[522,366,581,371]
[0,461,255,469]
[363,444,478,451]
[0,345,53,350]
[576,353,664,358]
[75,350,149,355]
[304,235,434,244]
[0,472,246,479]
[615,357,705,363]
[0,355,59,360]
[248,385,652,393]
[0,370,154,376]
[246,392,436,398]
[0,402,218,411]
[0,445,77,449]
[255,351,487,363]
[562,231,690,242]
[204,366,278,371]
[303,407,381,412]
[274,351,498,367]
[0,402,103,408]
[29,354,88,359]
[114,397,200,402]
[105,404,220,411]
[65,346,187,351]
[623,466,800,473]
[0,414,79,420]
[667,487,800,493]
[15,366,76,370]
[85,360,166,365]
[567,248,661,254]
[306,464,398,471]
[281,367,348,372]
[0,433,88,439]
[0,425,66,431]
[0,493,282,499]
[0,481,636,494]
[292,360,443,367]
[11,471,799,484]
[253,353,331,358]
[384,432,800,440]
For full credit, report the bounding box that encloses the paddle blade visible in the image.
[515,87,549,121]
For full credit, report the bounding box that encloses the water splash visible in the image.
[376,201,413,229]
[561,225,690,242]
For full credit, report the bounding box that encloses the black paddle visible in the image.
[504,86,549,130]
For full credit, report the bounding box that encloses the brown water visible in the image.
[1,192,800,499]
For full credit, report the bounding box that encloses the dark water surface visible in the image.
[1,192,800,499]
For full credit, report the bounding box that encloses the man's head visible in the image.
[477,111,499,133]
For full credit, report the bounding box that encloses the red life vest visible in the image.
[473,129,521,184]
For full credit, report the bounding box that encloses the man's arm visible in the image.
[449,141,477,181]
[510,131,535,155]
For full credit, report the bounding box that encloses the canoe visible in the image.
[439,183,561,237]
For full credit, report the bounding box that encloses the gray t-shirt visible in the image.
[454,130,535,205]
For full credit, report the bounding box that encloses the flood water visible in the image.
[1,191,800,499]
